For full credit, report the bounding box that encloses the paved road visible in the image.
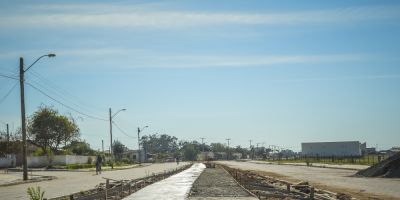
[217,161,400,199]
[0,162,188,200]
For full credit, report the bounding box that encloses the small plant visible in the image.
[27,186,45,200]
[87,156,93,164]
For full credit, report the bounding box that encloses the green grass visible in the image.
[267,154,388,166]
[49,163,95,170]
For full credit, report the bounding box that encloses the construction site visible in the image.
[36,152,400,200]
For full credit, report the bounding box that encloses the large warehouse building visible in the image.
[301,141,365,157]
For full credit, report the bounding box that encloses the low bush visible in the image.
[65,163,95,169]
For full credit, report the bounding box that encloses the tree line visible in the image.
[1,106,256,161]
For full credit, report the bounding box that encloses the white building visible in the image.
[197,152,215,161]
[301,141,363,157]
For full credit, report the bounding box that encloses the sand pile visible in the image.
[356,152,400,178]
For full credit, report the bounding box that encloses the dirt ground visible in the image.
[217,161,400,200]
[189,166,256,199]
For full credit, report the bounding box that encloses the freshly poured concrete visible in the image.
[124,163,206,200]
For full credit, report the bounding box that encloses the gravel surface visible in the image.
[189,167,254,198]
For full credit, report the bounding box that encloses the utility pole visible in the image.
[102,139,104,153]
[18,54,55,181]
[109,108,113,157]
[138,126,149,163]
[19,57,28,181]
[200,137,205,152]
[249,140,252,160]
[137,127,141,163]
[6,123,9,153]
[226,138,231,160]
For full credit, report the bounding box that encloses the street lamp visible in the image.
[137,126,148,163]
[109,108,126,158]
[19,53,56,180]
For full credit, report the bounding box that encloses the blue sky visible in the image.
[0,0,399,151]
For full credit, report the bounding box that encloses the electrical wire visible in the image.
[27,75,106,118]
[0,73,19,81]
[112,121,137,139]
[26,82,108,121]
[0,82,18,104]
[28,69,106,114]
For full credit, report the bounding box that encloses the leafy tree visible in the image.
[210,143,226,152]
[181,143,199,161]
[141,134,179,154]
[234,145,249,155]
[113,140,125,160]
[64,140,95,156]
[28,106,79,153]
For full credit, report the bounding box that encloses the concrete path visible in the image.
[217,161,400,200]
[0,162,188,200]
[124,163,206,200]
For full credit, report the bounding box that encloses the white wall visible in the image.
[27,155,96,167]
[302,141,362,157]
[0,154,16,168]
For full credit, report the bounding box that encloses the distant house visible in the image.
[231,153,242,160]
[214,152,227,160]
[365,147,377,155]
[197,152,214,161]
[301,141,364,157]
[122,149,147,163]
[386,147,400,157]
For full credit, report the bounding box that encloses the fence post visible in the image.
[129,182,131,194]
[105,179,109,200]
[310,187,314,200]
[120,182,123,197]
[286,183,290,192]
[135,181,137,191]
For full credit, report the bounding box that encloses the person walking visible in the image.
[96,155,103,175]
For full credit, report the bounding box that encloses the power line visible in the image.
[0,68,18,77]
[0,73,19,81]
[112,121,136,139]
[0,82,18,104]
[28,69,107,114]
[27,75,105,118]
[26,82,107,121]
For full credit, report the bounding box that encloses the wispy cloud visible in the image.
[272,75,400,82]
[0,47,369,69]
[149,54,365,68]
[1,4,399,29]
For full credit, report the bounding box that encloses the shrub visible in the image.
[66,163,95,169]
[87,156,93,164]
[121,158,131,164]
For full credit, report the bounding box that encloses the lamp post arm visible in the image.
[112,109,126,119]
[24,55,49,72]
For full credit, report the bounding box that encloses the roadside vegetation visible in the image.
[265,154,389,166]
[27,187,45,200]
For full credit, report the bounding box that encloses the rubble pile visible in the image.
[356,152,400,178]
